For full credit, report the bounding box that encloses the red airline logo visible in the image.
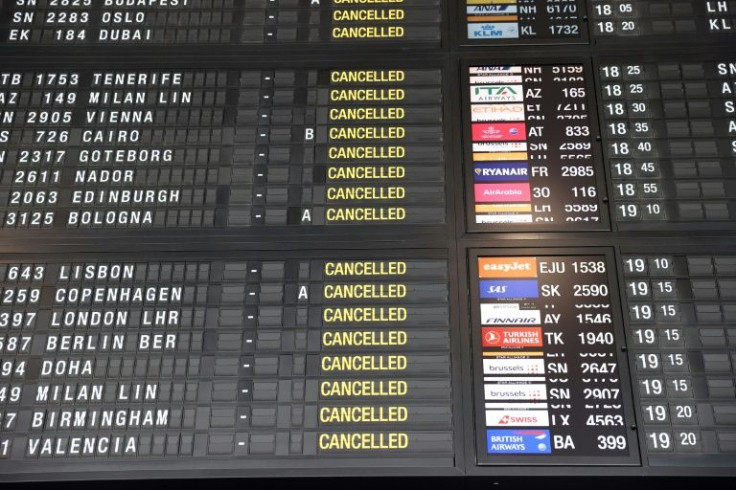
[482,327,543,348]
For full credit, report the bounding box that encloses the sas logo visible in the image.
[471,85,524,103]
[482,327,543,348]
[480,279,539,299]
[479,257,537,278]
[486,430,551,454]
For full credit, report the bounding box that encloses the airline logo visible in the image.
[482,327,543,348]
[472,142,528,153]
[474,152,528,162]
[480,279,539,299]
[486,410,550,427]
[483,358,545,375]
[486,430,551,454]
[484,383,547,401]
[481,303,541,325]
[472,123,527,142]
[474,163,529,182]
[471,85,524,103]
[467,5,518,14]
[479,257,537,278]
[475,183,531,203]
[470,76,523,85]
[477,214,533,223]
[468,23,520,39]
[471,103,525,122]
[476,203,532,214]
[470,66,523,75]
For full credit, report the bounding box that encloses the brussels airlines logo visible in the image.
[471,85,524,103]
[484,383,547,401]
[483,359,545,375]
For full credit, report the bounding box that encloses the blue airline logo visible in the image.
[487,430,551,454]
[480,280,539,299]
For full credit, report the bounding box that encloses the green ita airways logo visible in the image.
[475,86,518,96]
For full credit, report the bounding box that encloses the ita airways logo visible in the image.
[471,85,524,103]
[472,123,527,142]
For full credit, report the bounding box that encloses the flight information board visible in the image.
[0,252,454,476]
[469,250,638,465]
[2,0,736,484]
[0,67,445,231]
[463,62,607,231]
[590,0,736,40]
[599,60,736,230]
[462,0,586,44]
[619,248,736,466]
[0,0,442,45]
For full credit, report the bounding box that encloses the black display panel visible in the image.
[0,251,455,479]
[590,0,736,41]
[469,249,638,465]
[0,0,442,45]
[1,0,736,483]
[0,67,445,231]
[461,0,587,45]
[462,62,608,232]
[618,247,736,467]
[598,60,736,230]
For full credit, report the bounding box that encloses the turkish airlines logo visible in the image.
[482,327,543,348]
[485,330,501,345]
